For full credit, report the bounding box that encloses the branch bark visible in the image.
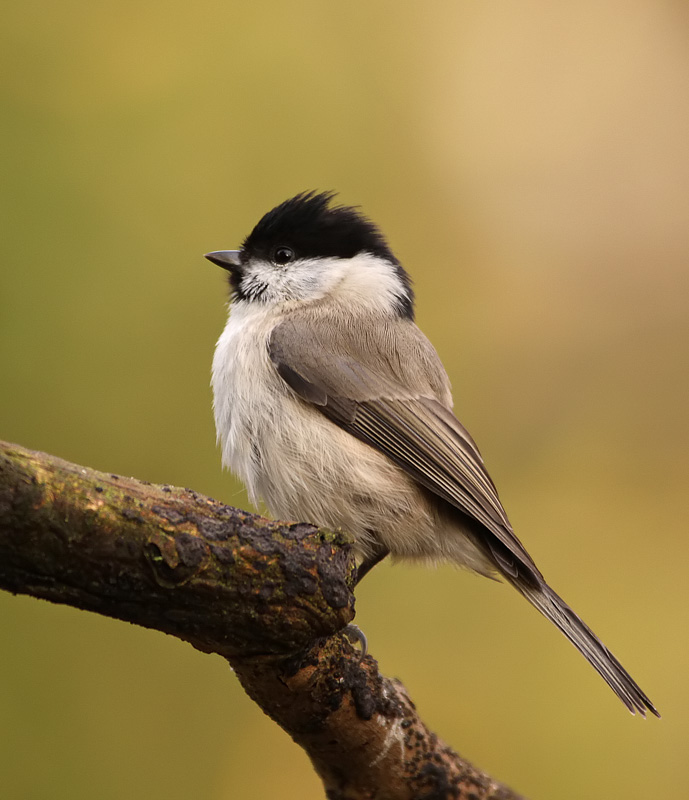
[0,440,524,800]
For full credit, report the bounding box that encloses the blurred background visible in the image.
[2,1,688,798]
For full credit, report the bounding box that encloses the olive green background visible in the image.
[2,2,688,798]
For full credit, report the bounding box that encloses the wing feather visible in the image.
[269,315,540,577]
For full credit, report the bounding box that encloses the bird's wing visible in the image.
[268,315,540,579]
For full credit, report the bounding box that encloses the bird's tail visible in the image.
[508,577,659,717]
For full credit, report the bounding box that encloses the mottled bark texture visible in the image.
[0,441,523,800]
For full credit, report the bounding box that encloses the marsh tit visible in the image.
[206,191,658,717]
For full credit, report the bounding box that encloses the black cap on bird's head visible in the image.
[205,191,414,318]
[241,191,398,263]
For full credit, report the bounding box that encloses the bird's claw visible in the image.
[343,624,368,658]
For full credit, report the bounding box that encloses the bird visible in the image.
[205,190,658,717]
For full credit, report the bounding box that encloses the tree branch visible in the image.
[0,440,524,800]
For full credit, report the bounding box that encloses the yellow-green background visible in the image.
[2,2,687,798]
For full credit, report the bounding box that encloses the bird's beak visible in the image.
[204,250,242,271]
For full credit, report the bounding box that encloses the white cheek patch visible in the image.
[334,253,408,315]
[241,258,346,305]
[240,253,407,314]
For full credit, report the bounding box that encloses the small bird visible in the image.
[206,191,658,717]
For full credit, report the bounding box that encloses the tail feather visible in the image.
[510,578,659,717]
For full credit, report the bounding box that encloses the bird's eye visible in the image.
[272,246,295,266]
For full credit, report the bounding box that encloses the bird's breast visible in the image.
[211,303,285,500]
